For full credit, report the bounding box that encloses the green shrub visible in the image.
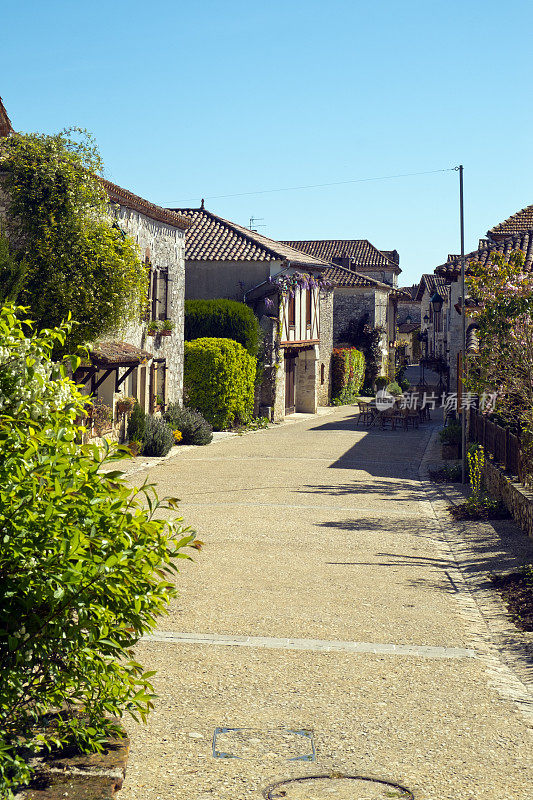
[396,365,410,392]
[163,404,213,445]
[439,421,462,445]
[185,299,261,357]
[184,337,256,430]
[143,416,175,456]
[127,401,146,446]
[375,376,388,390]
[331,347,365,403]
[386,381,402,396]
[0,306,197,796]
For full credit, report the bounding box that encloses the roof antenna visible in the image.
[249,216,265,232]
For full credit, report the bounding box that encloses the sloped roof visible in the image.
[322,264,392,289]
[170,207,331,266]
[91,341,153,367]
[102,179,190,230]
[398,284,420,301]
[398,322,420,334]
[280,239,401,272]
[415,274,449,300]
[435,233,533,279]
[488,204,533,238]
[0,97,13,137]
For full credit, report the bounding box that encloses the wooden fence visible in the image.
[468,408,528,485]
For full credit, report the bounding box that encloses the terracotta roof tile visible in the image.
[322,264,392,289]
[488,205,533,238]
[415,274,449,299]
[102,179,190,230]
[0,97,13,138]
[170,207,331,266]
[435,233,533,279]
[280,239,401,272]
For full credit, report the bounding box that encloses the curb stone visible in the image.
[418,425,533,728]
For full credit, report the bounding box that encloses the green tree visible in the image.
[0,227,27,304]
[467,249,533,468]
[0,129,147,347]
[0,306,198,796]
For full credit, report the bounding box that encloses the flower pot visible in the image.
[147,330,157,336]
[442,443,460,460]
[160,330,172,336]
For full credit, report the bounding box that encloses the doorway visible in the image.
[284,354,296,414]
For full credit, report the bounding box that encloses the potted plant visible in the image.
[154,394,165,412]
[439,422,462,459]
[90,398,113,436]
[161,319,173,336]
[147,320,159,336]
[116,395,136,415]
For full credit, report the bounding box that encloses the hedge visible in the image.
[184,299,260,357]
[184,337,256,429]
[331,347,365,403]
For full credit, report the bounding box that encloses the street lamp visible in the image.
[430,291,444,314]
[423,313,429,325]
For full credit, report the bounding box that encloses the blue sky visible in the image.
[1,0,532,285]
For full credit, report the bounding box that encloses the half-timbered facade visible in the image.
[171,204,334,419]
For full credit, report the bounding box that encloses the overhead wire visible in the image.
[163,167,456,206]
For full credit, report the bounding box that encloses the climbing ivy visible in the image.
[0,129,147,347]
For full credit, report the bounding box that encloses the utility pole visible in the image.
[458,165,467,484]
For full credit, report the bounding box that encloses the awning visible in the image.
[90,341,153,367]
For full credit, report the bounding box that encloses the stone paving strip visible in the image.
[143,630,476,659]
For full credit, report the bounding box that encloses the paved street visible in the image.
[121,407,532,800]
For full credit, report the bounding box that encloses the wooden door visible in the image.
[285,355,295,414]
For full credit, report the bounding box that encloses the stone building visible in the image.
[77,180,189,430]
[282,238,401,287]
[414,274,449,360]
[281,238,407,375]
[171,203,334,419]
[0,98,189,439]
[396,283,421,326]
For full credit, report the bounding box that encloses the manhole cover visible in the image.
[263,775,414,799]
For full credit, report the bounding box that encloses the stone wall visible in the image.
[483,458,533,540]
[185,259,276,301]
[332,288,377,344]
[317,289,333,405]
[397,299,421,325]
[112,204,186,404]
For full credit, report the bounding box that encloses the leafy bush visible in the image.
[396,365,410,392]
[386,381,402,396]
[143,415,175,457]
[339,313,384,388]
[0,130,147,348]
[127,401,146,445]
[185,299,261,357]
[439,421,462,445]
[163,404,213,445]
[375,376,388,390]
[0,306,197,796]
[331,347,365,404]
[184,338,256,430]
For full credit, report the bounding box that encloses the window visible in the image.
[288,294,295,327]
[321,363,325,384]
[306,289,312,326]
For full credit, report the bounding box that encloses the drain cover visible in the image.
[263,775,414,799]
